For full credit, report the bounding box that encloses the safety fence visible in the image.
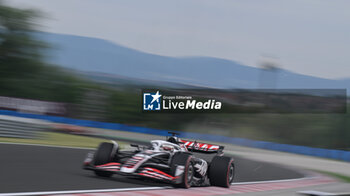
[0,109,349,162]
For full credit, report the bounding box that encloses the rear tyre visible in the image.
[208,156,234,188]
[170,153,194,188]
[93,142,117,177]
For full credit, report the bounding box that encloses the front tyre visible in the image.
[93,142,117,177]
[208,156,235,188]
[170,153,194,188]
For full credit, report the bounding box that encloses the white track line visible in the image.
[298,190,339,195]
[0,177,314,196]
[0,177,318,196]
[230,176,316,185]
[0,187,171,196]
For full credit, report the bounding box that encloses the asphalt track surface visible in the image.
[0,143,304,193]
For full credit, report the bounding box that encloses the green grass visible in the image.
[0,132,121,149]
[315,170,350,183]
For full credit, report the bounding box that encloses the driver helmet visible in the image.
[167,136,178,144]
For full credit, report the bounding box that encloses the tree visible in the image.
[0,1,47,95]
[0,1,86,103]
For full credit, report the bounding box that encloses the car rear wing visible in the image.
[180,139,224,154]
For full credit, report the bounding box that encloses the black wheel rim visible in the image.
[187,164,194,183]
[228,164,234,183]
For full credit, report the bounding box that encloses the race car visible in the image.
[83,132,235,188]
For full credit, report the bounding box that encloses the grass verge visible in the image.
[0,132,122,149]
[315,170,350,183]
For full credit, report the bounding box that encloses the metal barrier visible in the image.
[0,116,48,139]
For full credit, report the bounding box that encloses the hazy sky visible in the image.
[7,0,350,79]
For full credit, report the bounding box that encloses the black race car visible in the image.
[83,132,235,188]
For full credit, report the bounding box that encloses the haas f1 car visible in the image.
[83,132,235,188]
